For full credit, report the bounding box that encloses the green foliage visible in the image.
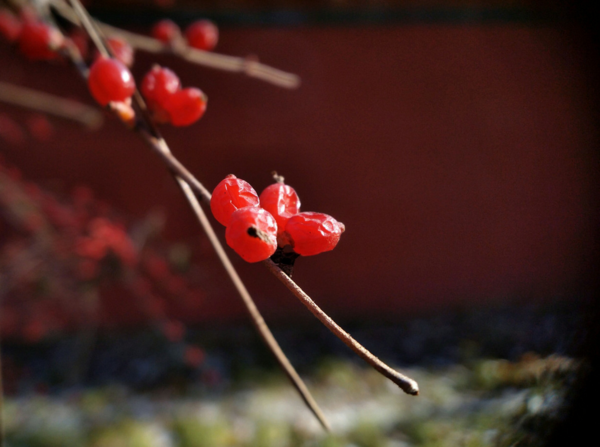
[172,417,235,447]
[88,421,164,447]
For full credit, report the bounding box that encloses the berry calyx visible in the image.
[141,65,181,123]
[210,175,260,226]
[259,178,301,234]
[152,19,180,44]
[18,20,62,60]
[88,57,136,106]
[225,207,277,263]
[185,20,218,51]
[283,212,345,256]
[164,87,207,126]
[0,10,22,42]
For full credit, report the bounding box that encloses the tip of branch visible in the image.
[404,379,419,396]
[389,370,419,396]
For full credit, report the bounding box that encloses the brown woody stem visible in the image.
[50,0,300,89]
[263,259,420,395]
[0,81,102,129]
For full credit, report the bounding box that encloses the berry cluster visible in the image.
[86,60,207,127]
[1,7,208,127]
[210,175,344,262]
[0,9,64,60]
[141,65,207,126]
[152,19,218,51]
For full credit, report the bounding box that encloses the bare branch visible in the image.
[0,81,103,129]
[49,0,300,89]
[61,0,329,430]
[264,260,419,395]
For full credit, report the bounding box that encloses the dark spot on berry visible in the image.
[247,227,258,238]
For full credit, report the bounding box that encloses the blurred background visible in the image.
[0,0,598,446]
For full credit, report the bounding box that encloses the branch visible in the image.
[264,260,419,395]
[49,0,300,89]
[0,81,103,129]
[140,129,419,395]
[62,0,329,431]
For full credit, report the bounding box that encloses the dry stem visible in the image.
[0,81,103,129]
[49,0,300,89]
[264,260,419,395]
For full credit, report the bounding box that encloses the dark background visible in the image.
[1,0,597,325]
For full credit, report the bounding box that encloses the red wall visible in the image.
[1,24,596,322]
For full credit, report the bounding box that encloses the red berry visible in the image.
[152,19,180,43]
[93,37,134,67]
[88,57,136,106]
[185,20,218,51]
[210,175,259,226]
[108,37,134,67]
[165,87,207,126]
[284,212,345,256]
[141,65,181,122]
[226,207,277,263]
[18,21,62,60]
[18,6,37,24]
[259,182,301,234]
[0,10,22,42]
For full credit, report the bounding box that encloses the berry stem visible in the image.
[263,259,420,396]
[272,171,285,183]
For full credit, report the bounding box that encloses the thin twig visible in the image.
[67,0,108,58]
[264,260,419,395]
[0,81,103,129]
[49,0,300,89]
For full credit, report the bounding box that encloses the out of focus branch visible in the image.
[49,0,300,89]
[0,81,103,129]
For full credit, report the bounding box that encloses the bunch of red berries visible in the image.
[87,60,207,126]
[210,174,345,263]
[0,8,64,60]
[1,7,209,127]
[141,65,207,126]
